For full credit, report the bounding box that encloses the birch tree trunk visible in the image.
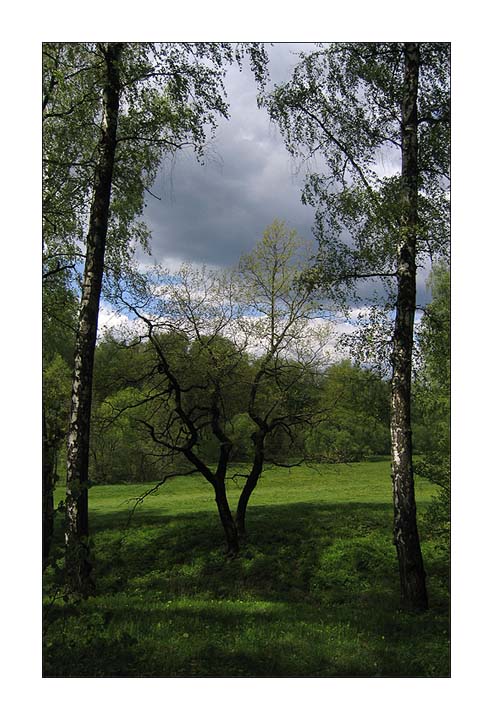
[65,43,123,595]
[390,42,428,611]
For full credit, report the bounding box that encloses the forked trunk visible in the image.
[235,483,253,539]
[214,480,239,557]
[65,43,122,596]
[390,42,428,611]
[236,432,265,537]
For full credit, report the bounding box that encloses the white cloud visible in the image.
[97,303,146,341]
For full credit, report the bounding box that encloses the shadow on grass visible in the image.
[44,500,450,678]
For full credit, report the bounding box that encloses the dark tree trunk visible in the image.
[65,43,123,596]
[236,431,265,537]
[42,407,55,570]
[214,479,239,556]
[390,42,428,611]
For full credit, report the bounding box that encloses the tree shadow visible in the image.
[44,500,450,678]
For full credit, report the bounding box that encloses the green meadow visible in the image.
[43,460,450,677]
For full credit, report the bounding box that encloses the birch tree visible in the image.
[263,42,450,610]
[42,41,268,594]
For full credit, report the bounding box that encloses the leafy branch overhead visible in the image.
[262,42,450,294]
[42,42,269,282]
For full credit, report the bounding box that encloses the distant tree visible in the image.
[90,386,164,485]
[414,266,450,547]
[43,42,268,594]
[92,333,151,405]
[264,42,450,610]
[42,270,78,369]
[42,266,78,569]
[42,354,72,568]
[305,361,390,462]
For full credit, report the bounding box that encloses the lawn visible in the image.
[43,460,450,677]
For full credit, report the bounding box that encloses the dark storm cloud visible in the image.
[140,43,317,269]
[138,42,432,306]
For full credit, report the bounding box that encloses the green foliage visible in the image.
[414,266,450,457]
[414,266,451,550]
[43,42,268,289]
[416,266,451,416]
[90,335,394,481]
[43,461,449,677]
[263,43,450,288]
[306,361,390,462]
[43,43,102,256]
[237,219,321,354]
[91,328,256,482]
[229,413,257,461]
[42,272,78,367]
[90,387,161,485]
[43,354,72,450]
[91,337,166,484]
[93,335,152,404]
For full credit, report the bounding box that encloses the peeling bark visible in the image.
[390,42,428,611]
[65,43,123,595]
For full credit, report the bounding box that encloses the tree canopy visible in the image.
[263,43,450,293]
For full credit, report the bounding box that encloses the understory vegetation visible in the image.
[43,461,450,678]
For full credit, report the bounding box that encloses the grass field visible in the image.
[42,460,450,677]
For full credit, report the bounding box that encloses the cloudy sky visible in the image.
[133,43,432,301]
[138,43,317,272]
[100,42,434,338]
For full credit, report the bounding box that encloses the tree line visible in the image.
[43,42,450,611]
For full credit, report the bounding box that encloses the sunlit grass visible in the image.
[44,460,449,677]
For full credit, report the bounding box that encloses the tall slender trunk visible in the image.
[65,43,123,595]
[236,431,265,537]
[390,42,428,611]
